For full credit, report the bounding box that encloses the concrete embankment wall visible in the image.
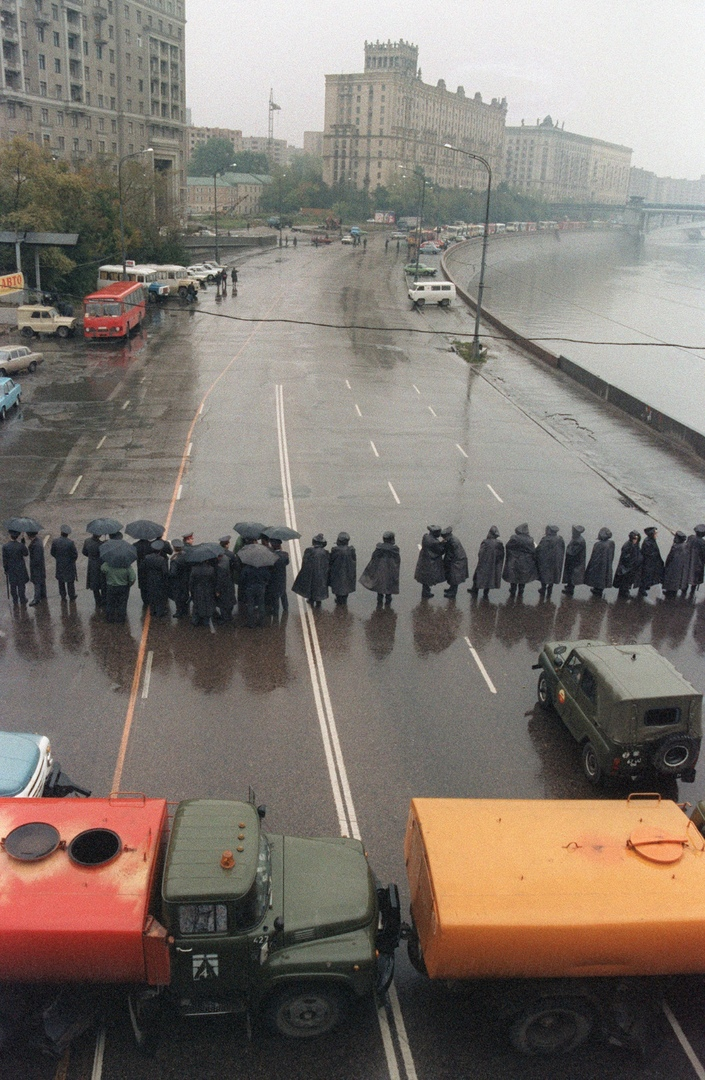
[442,236,705,463]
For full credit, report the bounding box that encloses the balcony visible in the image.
[70,84,83,101]
[1,25,18,42]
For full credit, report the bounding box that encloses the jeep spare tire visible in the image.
[652,734,700,776]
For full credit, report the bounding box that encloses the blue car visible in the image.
[0,376,21,420]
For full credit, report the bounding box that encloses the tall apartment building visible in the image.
[629,166,705,205]
[0,0,187,211]
[240,134,287,167]
[188,123,242,160]
[504,117,631,205]
[303,129,322,157]
[323,40,507,192]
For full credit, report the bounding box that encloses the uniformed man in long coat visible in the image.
[50,525,78,601]
[441,526,468,599]
[264,539,289,615]
[26,531,47,605]
[292,534,330,607]
[142,540,170,617]
[535,525,565,600]
[562,525,586,596]
[502,523,538,597]
[328,532,357,605]
[613,531,643,598]
[684,524,705,599]
[168,539,191,619]
[414,526,445,599]
[215,536,237,622]
[359,531,400,606]
[584,527,615,598]
[189,558,217,627]
[469,527,504,599]
[638,526,664,597]
[2,530,29,606]
[663,531,689,598]
[82,533,105,607]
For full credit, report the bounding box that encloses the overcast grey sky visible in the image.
[185,0,704,179]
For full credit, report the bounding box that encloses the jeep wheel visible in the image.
[508,996,595,1055]
[265,984,344,1039]
[652,735,699,776]
[0,407,5,422]
[57,325,69,338]
[581,741,603,786]
[537,671,551,708]
[28,361,37,373]
[0,369,6,378]
[20,326,34,338]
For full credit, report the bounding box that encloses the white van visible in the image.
[408,281,456,308]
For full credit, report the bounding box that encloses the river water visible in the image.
[445,228,705,435]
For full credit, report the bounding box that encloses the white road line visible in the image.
[68,475,83,495]
[141,650,154,699]
[355,403,362,417]
[198,403,204,415]
[121,399,130,410]
[464,637,498,694]
[388,481,400,504]
[487,483,504,503]
[176,484,183,500]
[96,435,106,450]
[412,384,420,395]
[456,443,468,458]
[90,1025,106,1080]
[106,383,123,402]
[275,384,417,1080]
[663,1000,705,1080]
[186,442,192,457]
[428,406,437,418]
[370,440,379,457]
[345,379,351,389]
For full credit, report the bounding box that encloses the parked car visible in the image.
[201,261,224,274]
[419,242,442,254]
[17,305,77,339]
[311,234,334,245]
[0,730,90,798]
[0,345,43,376]
[185,265,212,284]
[0,376,21,419]
[390,231,408,240]
[341,234,355,245]
[403,263,437,277]
[534,640,702,784]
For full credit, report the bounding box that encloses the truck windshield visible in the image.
[234,834,271,930]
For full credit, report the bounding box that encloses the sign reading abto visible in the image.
[0,272,24,295]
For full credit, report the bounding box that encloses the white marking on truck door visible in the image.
[464,637,498,694]
[663,1000,705,1080]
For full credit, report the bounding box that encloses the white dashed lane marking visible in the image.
[487,484,504,503]
[388,481,401,504]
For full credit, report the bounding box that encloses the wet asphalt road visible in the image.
[3,235,705,1080]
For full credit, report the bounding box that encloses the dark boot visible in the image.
[482,589,490,599]
[517,584,525,597]
[421,585,434,599]
[384,594,392,605]
[546,585,553,599]
[562,584,574,596]
[377,594,384,606]
[509,583,517,597]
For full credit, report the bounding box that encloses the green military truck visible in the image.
[534,640,702,785]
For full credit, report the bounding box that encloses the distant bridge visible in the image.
[624,196,705,236]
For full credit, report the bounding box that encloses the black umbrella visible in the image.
[5,516,42,533]
[100,539,138,568]
[233,521,267,541]
[262,526,301,542]
[125,519,165,541]
[182,543,222,564]
[86,517,123,536]
[237,544,278,568]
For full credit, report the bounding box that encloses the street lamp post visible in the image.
[444,143,492,359]
[118,147,153,280]
[213,163,237,264]
[398,167,430,277]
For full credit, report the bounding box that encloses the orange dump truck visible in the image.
[405,795,705,1054]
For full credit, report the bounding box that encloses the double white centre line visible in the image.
[275,384,417,1080]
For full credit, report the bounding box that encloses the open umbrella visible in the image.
[125,519,165,541]
[99,539,138,568]
[5,516,42,533]
[86,517,123,536]
[233,521,267,541]
[237,544,278,568]
[262,526,301,542]
[182,542,222,564]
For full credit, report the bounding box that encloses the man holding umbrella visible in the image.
[236,538,278,627]
[215,536,237,622]
[100,538,137,623]
[126,520,170,606]
[2,523,29,606]
[186,544,220,627]
[262,526,300,615]
[50,525,78,602]
[83,518,121,608]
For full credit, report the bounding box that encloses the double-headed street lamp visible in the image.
[118,146,153,280]
[213,162,237,264]
[444,143,492,359]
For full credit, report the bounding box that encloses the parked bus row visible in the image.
[83,262,206,341]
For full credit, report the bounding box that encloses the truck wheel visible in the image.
[652,735,699,776]
[440,298,450,307]
[265,984,344,1038]
[509,996,594,1055]
[57,325,69,338]
[178,285,188,297]
[20,326,34,338]
[407,928,428,976]
[0,368,6,377]
[581,741,603,785]
[537,671,551,708]
[0,407,5,422]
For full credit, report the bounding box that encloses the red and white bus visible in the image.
[83,280,146,340]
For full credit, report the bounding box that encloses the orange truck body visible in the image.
[405,796,705,981]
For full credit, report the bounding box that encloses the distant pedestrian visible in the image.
[363,237,367,249]
[265,538,289,615]
[396,239,400,253]
[359,531,400,606]
[584,527,615,598]
[536,525,565,600]
[50,525,78,601]
[328,532,357,605]
[231,267,238,286]
[638,526,664,597]
[142,540,170,617]
[385,237,390,251]
[293,236,297,249]
[2,530,29,606]
[684,524,705,599]
[613,531,643,598]
[26,531,47,605]
[441,526,468,599]
[215,536,237,622]
[469,526,504,598]
[414,526,446,599]
[562,525,586,596]
[663,531,689,598]
[102,561,135,623]
[168,539,191,619]
[189,559,217,627]
[292,534,329,607]
[502,524,537,598]
[82,534,105,608]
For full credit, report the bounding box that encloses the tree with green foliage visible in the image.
[188,138,239,177]
[229,150,269,175]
